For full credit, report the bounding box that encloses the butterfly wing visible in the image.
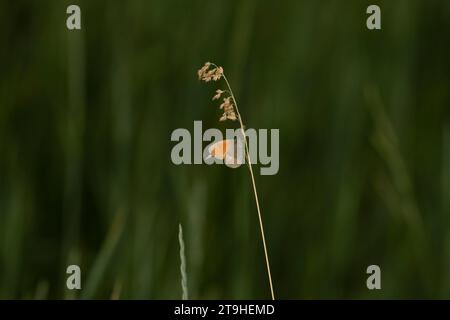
[207,138,244,168]
[224,137,244,168]
[207,139,234,160]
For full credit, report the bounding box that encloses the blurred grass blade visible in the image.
[81,210,126,299]
[179,224,189,300]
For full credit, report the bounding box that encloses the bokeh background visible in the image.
[1,0,450,299]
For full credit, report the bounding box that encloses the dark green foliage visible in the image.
[0,0,449,299]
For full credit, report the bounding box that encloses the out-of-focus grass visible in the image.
[0,0,449,299]
[178,224,188,300]
[442,125,450,295]
[81,209,126,299]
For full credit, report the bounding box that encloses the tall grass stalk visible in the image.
[178,224,189,300]
[198,62,275,300]
[223,74,275,300]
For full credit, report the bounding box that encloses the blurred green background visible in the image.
[1,0,450,299]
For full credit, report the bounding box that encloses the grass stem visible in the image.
[222,73,275,300]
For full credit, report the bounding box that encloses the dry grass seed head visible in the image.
[198,62,223,82]
[198,63,236,122]
[212,89,225,101]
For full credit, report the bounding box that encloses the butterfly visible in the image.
[205,138,245,168]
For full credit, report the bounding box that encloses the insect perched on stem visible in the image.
[198,62,275,300]
[205,138,244,168]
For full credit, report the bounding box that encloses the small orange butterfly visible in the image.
[206,138,244,168]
